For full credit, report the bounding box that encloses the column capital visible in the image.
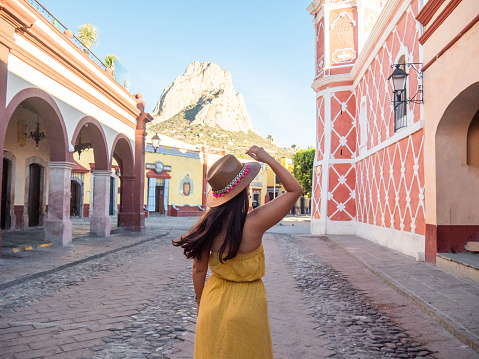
[91,169,111,176]
[48,161,74,169]
[120,175,136,181]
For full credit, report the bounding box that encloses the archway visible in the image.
[433,81,479,255]
[111,134,135,229]
[72,117,110,236]
[3,88,72,245]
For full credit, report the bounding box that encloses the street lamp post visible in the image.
[151,133,161,152]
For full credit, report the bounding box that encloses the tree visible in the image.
[77,23,98,51]
[293,148,315,197]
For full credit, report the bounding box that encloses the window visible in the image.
[394,56,408,132]
[359,97,368,152]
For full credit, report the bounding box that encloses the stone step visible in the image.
[465,241,479,252]
[436,252,479,282]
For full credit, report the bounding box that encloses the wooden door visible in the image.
[155,185,165,214]
[28,164,41,227]
[1,158,10,229]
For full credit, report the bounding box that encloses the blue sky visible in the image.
[42,0,316,149]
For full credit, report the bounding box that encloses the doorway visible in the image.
[70,180,81,217]
[155,185,165,214]
[28,163,42,227]
[109,176,115,216]
[1,158,11,229]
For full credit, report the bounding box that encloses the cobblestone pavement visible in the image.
[0,219,478,358]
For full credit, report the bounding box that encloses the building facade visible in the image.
[308,0,479,263]
[0,0,151,254]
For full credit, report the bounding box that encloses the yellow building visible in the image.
[267,157,310,215]
[144,135,203,216]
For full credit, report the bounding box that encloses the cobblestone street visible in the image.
[0,217,478,358]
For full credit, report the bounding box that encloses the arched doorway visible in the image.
[28,163,42,227]
[431,81,479,258]
[111,134,135,229]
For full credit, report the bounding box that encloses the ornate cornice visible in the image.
[312,73,352,92]
[416,0,446,26]
[350,0,409,87]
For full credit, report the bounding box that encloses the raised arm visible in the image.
[245,146,302,234]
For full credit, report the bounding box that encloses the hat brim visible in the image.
[206,161,261,208]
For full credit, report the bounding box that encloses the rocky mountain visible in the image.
[148,61,299,159]
[151,61,255,133]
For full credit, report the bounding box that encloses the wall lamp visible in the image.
[151,133,161,153]
[387,63,423,104]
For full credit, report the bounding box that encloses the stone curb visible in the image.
[0,231,168,290]
[325,235,479,354]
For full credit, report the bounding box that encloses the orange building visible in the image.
[0,0,152,254]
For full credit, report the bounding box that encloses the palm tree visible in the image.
[77,23,98,52]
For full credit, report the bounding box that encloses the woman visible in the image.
[173,146,302,358]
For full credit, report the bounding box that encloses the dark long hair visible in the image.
[172,188,249,262]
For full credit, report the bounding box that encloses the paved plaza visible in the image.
[0,216,478,358]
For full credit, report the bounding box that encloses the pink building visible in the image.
[308,0,479,264]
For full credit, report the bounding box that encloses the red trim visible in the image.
[425,224,479,264]
[419,0,463,44]
[168,204,203,217]
[14,205,24,229]
[417,0,446,26]
[71,116,109,171]
[146,170,171,179]
[422,13,479,71]
[83,204,89,218]
[5,88,69,162]
[72,160,89,173]
[110,133,134,176]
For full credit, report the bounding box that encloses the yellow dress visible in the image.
[194,244,273,359]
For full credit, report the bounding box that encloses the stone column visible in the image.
[117,175,135,229]
[44,162,74,245]
[90,170,111,237]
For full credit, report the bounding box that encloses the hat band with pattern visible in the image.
[212,164,250,198]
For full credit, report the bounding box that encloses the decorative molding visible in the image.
[351,0,410,87]
[316,85,354,98]
[418,0,463,44]
[312,73,351,92]
[422,13,479,71]
[330,11,357,29]
[416,0,446,26]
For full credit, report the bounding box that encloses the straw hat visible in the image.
[207,154,261,207]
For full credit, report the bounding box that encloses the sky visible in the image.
[42,0,316,149]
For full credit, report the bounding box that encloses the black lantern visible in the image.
[74,134,91,159]
[26,120,46,148]
[151,133,161,153]
[388,65,408,93]
[387,63,423,105]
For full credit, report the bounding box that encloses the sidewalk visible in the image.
[325,234,479,354]
[0,222,169,290]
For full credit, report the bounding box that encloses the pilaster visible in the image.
[44,161,74,245]
[90,170,111,237]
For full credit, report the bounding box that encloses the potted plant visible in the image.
[104,54,120,76]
